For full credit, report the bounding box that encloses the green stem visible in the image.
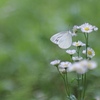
[65,73,70,96]
[77,74,80,100]
[83,73,86,99]
[82,33,89,99]
[86,34,88,59]
[82,74,84,92]
[77,47,80,57]
[70,55,73,62]
[82,74,84,85]
[57,67,69,96]
[84,33,89,59]
[76,46,82,100]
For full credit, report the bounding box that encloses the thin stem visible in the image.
[86,34,89,59]
[77,47,80,57]
[64,75,70,96]
[76,46,82,100]
[80,74,84,100]
[57,67,69,96]
[65,72,70,96]
[77,74,80,100]
[81,74,84,93]
[70,55,73,62]
[82,33,89,99]
[57,67,64,80]
[82,74,84,85]
[83,73,86,99]
[84,33,89,59]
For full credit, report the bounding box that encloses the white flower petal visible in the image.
[72,56,83,61]
[58,61,71,69]
[66,49,76,55]
[50,60,60,66]
[59,68,66,73]
[82,47,95,58]
[87,61,97,70]
[69,62,88,74]
[72,41,86,47]
[78,23,98,33]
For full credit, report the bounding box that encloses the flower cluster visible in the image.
[73,23,98,33]
[50,23,98,100]
[51,59,97,74]
[68,60,97,74]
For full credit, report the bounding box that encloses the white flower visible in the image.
[71,25,80,36]
[72,56,83,61]
[72,41,86,47]
[59,68,66,73]
[58,61,71,69]
[66,50,76,55]
[93,26,98,31]
[58,61,72,73]
[68,62,87,74]
[68,31,76,36]
[71,32,77,36]
[50,60,60,66]
[74,63,88,74]
[72,25,80,33]
[82,47,95,58]
[68,60,97,74]
[87,60,97,70]
[79,23,98,33]
[67,65,75,72]
[78,60,97,70]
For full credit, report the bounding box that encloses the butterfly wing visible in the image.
[58,32,72,49]
[50,32,65,44]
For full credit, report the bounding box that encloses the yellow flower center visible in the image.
[76,43,79,46]
[87,50,92,55]
[84,27,90,31]
[64,64,68,67]
[88,63,91,67]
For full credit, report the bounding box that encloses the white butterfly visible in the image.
[50,31,72,49]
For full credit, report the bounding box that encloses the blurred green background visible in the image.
[0,0,100,100]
